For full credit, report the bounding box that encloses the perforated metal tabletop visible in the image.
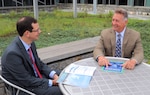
[59,57,150,95]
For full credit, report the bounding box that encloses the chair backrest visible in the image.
[0,75,36,95]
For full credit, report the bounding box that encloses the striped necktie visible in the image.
[115,34,122,57]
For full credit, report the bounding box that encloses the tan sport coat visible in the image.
[93,28,144,64]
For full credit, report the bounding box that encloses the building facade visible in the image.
[0,0,150,7]
[60,0,150,7]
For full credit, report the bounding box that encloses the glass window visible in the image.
[110,0,115,4]
[119,0,127,5]
[134,0,144,6]
[98,0,102,4]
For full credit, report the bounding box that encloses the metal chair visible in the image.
[0,75,36,95]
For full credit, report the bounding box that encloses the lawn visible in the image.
[0,10,150,64]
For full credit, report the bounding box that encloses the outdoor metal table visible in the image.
[59,57,150,95]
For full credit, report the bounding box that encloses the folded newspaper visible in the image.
[57,64,96,87]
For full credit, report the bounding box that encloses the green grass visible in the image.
[0,10,150,64]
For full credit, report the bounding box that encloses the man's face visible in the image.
[29,23,41,41]
[112,13,128,32]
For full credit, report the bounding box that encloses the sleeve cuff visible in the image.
[49,70,56,79]
[48,80,53,86]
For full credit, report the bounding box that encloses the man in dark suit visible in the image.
[93,8,144,70]
[1,16,63,95]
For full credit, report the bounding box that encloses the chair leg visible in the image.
[16,89,20,95]
[4,87,11,95]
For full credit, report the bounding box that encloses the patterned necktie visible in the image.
[28,48,42,78]
[115,34,122,57]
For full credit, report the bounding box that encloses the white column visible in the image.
[2,0,4,7]
[33,0,39,19]
[93,0,97,14]
[73,0,77,18]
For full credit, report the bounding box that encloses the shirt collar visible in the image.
[19,37,31,51]
[116,27,126,37]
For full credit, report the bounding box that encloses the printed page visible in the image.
[102,62,123,73]
[63,73,92,87]
[64,64,96,76]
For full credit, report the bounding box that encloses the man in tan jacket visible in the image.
[93,8,144,70]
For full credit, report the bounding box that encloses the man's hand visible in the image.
[98,56,111,67]
[52,74,59,86]
[122,59,136,70]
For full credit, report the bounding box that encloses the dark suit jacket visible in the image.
[93,28,144,64]
[1,36,54,94]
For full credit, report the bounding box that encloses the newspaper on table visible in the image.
[57,64,96,87]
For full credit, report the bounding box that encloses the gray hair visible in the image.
[114,8,128,20]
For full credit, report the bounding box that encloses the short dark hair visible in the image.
[114,8,128,20]
[16,16,37,36]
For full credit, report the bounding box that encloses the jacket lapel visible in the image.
[110,30,116,56]
[16,37,33,67]
[122,28,129,57]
